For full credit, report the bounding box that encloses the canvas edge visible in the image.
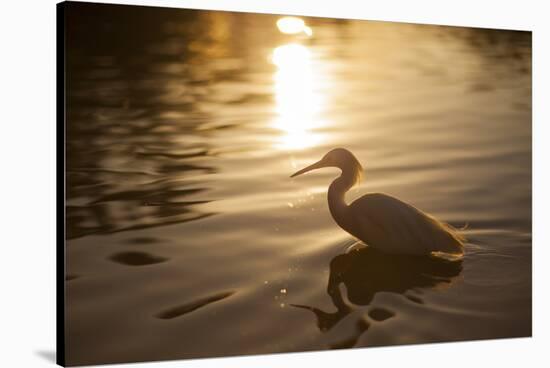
[56,1,67,367]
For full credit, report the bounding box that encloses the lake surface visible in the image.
[64,3,532,366]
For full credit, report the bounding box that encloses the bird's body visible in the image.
[342,192,463,255]
[291,148,464,256]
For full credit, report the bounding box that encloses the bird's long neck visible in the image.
[328,171,355,232]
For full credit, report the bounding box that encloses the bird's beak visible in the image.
[290,159,327,178]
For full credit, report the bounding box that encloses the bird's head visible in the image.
[290,148,363,186]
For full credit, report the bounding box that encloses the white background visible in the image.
[0,0,548,367]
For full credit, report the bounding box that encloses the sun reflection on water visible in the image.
[271,42,326,150]
[276,16,313,36]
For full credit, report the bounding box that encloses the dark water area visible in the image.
[64,3,531,366]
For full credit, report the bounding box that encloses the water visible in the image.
[64,3,532,366]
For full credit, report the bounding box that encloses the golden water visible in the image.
[64,3,531,365]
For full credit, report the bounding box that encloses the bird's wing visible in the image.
[348,193,460,254]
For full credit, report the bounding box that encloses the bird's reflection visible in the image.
[292,246,463,332]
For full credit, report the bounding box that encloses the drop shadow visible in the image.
[292,246,463,333]
[35,350,56,363]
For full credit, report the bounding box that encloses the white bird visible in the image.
[290,148,465,256]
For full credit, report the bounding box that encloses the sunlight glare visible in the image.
[276,17,313,36]
[271,43,324,150]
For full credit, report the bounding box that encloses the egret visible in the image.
[290,148,465,256]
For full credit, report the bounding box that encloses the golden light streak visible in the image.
[271,43,324,150]
[276,17,313,36]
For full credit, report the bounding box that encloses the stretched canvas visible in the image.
[57,1,532,366]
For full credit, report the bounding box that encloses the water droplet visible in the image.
[280,303,286,308]
[287,202,294,208]
[264,280,269,284]
[280,288,287,294]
